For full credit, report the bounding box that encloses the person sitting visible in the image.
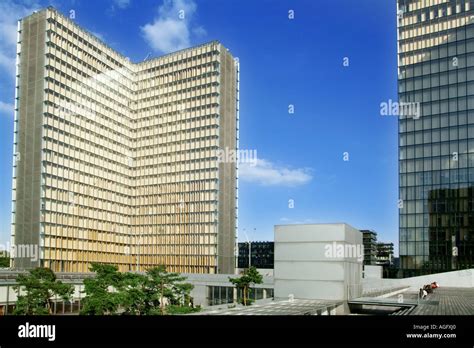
[419,287,428,299]
[423,284,433,294]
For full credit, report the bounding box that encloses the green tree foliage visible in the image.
[81,263,197,315]
[0,256,9,268]
[120,272,148,315]
[81,263,124,315]
[13,268,73,315]
[144,265,194,315]
[229,266,263,306]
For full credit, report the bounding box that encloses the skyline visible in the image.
[0,0,400,253]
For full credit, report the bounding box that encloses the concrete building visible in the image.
[397,0,474,275]
[375,242,395,267]
[274,223,363,302]
[361,229,378,266]
[237,241,274,269]
[0,270,273,313]
[12,7,238,274]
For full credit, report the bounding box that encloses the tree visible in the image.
[119,272,148,315]
[0,256,9,268]
[145,265,194,315]
[13,268,73,315]
[229,266,263,306]
[81,263,124,315]
[81,263,198,315]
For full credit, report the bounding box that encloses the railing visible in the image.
[347,284,407,299]
[362,285,408,298]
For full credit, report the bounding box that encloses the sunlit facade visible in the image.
[12,7,238,274]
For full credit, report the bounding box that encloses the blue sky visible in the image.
[0,0,400,253]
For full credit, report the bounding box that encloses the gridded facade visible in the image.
[237,241,274,269]
[12,8,238,274]
[360,230,378,266]
[375,242,395,267]
[398,0,474,274]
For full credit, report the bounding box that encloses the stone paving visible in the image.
[197,299,343,315]
[385,287,474,315]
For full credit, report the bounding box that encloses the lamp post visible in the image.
[248,242,251,269]
[242,228,251,268]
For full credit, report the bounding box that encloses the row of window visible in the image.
[42,222,219,242]
[42,241,219,256]
[43,129,130,169]
[401,182,474,198]
[401,155,474,171]
[399,26,474,66]
[136,66,219,95]
[139,49,220,77]
[135,107,219,126]
[399,0,471,24]
[400,202,474,216]
[401,141,474,159]
[43,251,217,271]
[400,112,474,132]
[43,172,131,201]
[397,98,474,119]
[400,169,474,185]
[399,17,474,51]
[400,124,474,145]
[400,229,472,243]
[42,210,219,233]
[400,71,474,93]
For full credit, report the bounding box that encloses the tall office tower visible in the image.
[397,0,474,275]
[12,7,238,274]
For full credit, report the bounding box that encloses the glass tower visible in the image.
[398,0,474,275]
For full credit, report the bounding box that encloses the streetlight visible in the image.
[242,228,252,268]
[253,228,256,268]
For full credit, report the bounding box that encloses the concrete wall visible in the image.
[13,10,47,269]
[364,265,383,279]
[217,45,237,274]
[274,223,363,301]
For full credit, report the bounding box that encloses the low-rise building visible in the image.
[376,242,394,267]
[360,230,378,266]
[237,241,274,269]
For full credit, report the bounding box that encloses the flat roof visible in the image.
[197,299,342,315]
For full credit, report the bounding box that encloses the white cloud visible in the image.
[0,101,14,117]
[112,0,131,9]
[141,0,205,54]
[0,1,40,81]
[192,25,206,38]
[239,159,313,187]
